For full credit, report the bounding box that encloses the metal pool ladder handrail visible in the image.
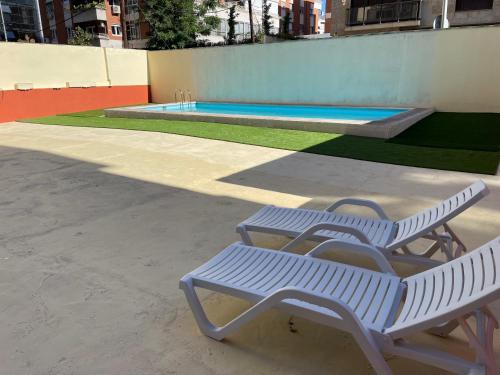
[186,90,193,110]
[174,89,185,110]
[174,89,194,110]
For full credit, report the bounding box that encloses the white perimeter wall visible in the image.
[148,26,500,112]
[0,43,148,90]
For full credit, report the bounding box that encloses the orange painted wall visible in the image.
[0,85,150,123]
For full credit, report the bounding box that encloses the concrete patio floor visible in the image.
[0,122,499,375]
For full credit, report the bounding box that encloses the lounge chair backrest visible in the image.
[388,180,489,251]
[385,236,500,338]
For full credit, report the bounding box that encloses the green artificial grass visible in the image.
[22,110,500,175]
[389,112,500,152]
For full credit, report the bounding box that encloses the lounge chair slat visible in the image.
[348,273,373,309]
[256,258,297,288]
[427,269,445,314]
[449,261,464,305]
[363,277,392,323]
[322,265,347,295]
[409,276,426,320]
[200,246,253,278]
[306,263,331,290]
[419,273,435,317]
[314,264,339,293]
[218,250,268,282]
[398,278,416,322]
[483,246,495,288]
[340,271,364,302]
[262,258,300,291]
[239,253,281,287]
[268,258,307,290]
[295,263,322,288]
[251,254,294,289]
[355,275,382,318]
[331,268,356,298]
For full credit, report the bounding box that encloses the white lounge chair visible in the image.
[237,181,489,266]
[180,237,500,375]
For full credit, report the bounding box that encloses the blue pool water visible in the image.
[143,102,408,121]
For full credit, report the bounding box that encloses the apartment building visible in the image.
[36,0,123,46]
[0,0,43,42]
[318,13,325,32]
[278,0,322,35]
[325,0,500,36]
[122,0,149,48]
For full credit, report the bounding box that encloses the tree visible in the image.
[226,4,238,45]
[68,26,93,46]
[262,0,272,35]
[282,10,291,35]
[143,0,220,50]
[248,0,255,42]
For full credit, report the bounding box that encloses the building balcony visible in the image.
[124,11,140,22]
[73,7,107,23]
[346,0,421,29]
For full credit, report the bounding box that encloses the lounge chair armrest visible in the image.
[268,286,358,319]
[280,222,371,253]
[305,239,396,275]
[325,198,390,220]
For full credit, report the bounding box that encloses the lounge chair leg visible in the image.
[180,278,276,341]
[387,339,485,375]
[351,329,393,375]
[236,225,253,245]
[181,283,393,374]
[443,223,467,257]
[458,309,499,374]
[180,278,224,340]
[426,319,460,337]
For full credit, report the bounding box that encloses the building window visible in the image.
[10,5,35,26]
[45,1,55,20]
[125,0,139,13]
[86,26,95,35]
[66,26,74,38]
[213,20,228,36]
[456,0,493,11]
[50,28,57,42]
[111,24,121,35]
[126,21,140,40]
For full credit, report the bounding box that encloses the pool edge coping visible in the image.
[105,104,434,139]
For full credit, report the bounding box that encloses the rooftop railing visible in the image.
[346,0,421,27]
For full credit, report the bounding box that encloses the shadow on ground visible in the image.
[0,144,497,375]
[299,135,499,175]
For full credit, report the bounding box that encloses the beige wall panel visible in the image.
[147,49,196,103]
[105,48,148,86]
[0,43,148,90]
[148,27,500,112]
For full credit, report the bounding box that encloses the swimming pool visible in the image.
[105,102,434,139]
[143,102,407,122]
